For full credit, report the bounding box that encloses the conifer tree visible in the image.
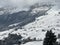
[43,30,57,45]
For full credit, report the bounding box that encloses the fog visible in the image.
[0,0,60,11]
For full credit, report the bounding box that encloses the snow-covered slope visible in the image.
[0,4,60,45]
[0,3,53,31]
[22,9,60,38]
[24,41,43,45]
[0,8,60,41]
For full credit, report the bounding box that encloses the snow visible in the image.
[31,6,49,14]
[23,41,43,45]
[1,9,60,38]
[24,9,60,34]
[0,28,15,40]
[8,22,20,27]
[0,9,60,40]
[0,6,60,45]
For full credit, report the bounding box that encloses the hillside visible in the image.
[0,8,60,45]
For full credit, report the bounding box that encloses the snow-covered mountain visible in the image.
[0,6,60,45]
[0,3,53,31]
[0,3,60,45]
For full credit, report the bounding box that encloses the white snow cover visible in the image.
[31,6,49,14]
[0,9,60,45]
[23,41,43,45]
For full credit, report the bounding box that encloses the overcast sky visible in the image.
[0,0,60,11]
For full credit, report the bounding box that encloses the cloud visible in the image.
[0,0,60,11]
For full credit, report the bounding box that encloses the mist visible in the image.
[0,0,60,11]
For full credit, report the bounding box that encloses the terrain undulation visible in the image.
[0,3,60,45]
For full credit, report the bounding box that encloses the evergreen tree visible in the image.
[43,30,57,45]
